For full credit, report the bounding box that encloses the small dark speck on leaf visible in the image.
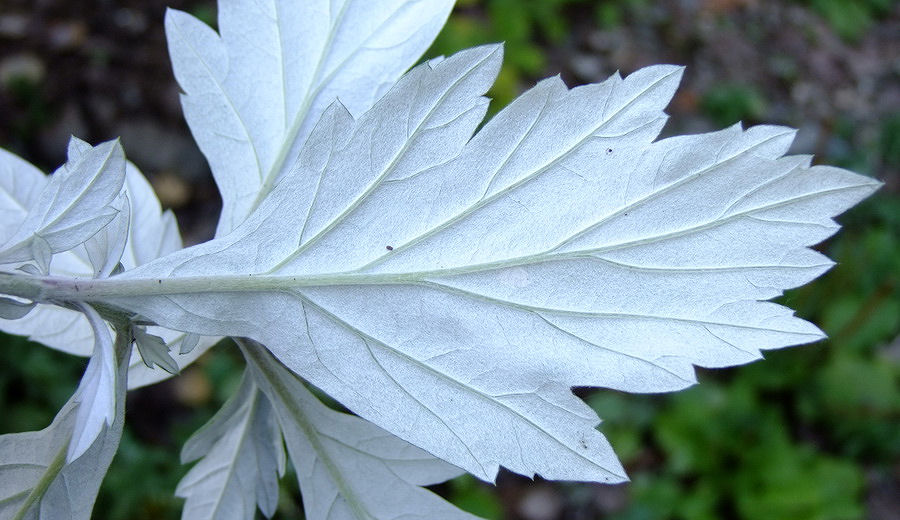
[386,245,394,251]
[606,148,613,154]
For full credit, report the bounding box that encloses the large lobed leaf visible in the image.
[73,45,879,483]
[0,1,881,517]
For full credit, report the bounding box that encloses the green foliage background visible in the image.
[0,1,897,519]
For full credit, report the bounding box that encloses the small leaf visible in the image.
[126,334,220,389]
[133,326,180,374]
[83,192,131,278]
[16,264,41,276]
[0,296,35,319]
[68,303,117,462]
[177,371,285,520]
[177,333,200,355]
[0,139,126,265]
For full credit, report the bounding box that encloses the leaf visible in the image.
[0,139,126,266]
[132,326,180,374]
[126,334,220,389]
[176,371,285,520]
[0,147,46,245]
[83,192,130,278]
[0,141,131,356]
[86,48,881,483]
[0,327,131,520]
[177,333,200,355]
[0,142,216,387]
[165,0,455,235]
[242,340,480,520]
[68,303,117,462]
[120,161,182,268]
[0,297,35,319]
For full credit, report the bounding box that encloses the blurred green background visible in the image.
[0,1,897,519]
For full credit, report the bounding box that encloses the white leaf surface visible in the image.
[19,53,881,483]
[120,161,182,268]
[126,334,220,389]
[166,0,455,235]
[177,371,285,520]
[0,147,46,245]
[242,341,478,520]
[83,192,130,278]
[0,139,126,265]
[0,144,216,386]
[0,303,95,357]
[133,326,180,374]
[0,332,130,520]
[67,303,117,462]
[0,140,126,357]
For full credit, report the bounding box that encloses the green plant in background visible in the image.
[804,0,894,41]
[700,84,768,127]
[429,0,650,108]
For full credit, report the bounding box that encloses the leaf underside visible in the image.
[102,45,879,483]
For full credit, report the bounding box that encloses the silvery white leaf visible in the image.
[0,332,130,520]
[68,303,117,462]
[83,192,131,278]
[94,50,880,483]
[177,371,285,520]
[242,342,479,520]
[0,144,216,385]
[0,146,94,356]
[133,326,179,374]
[0,304,96,357]
[126,334,220,389]
[0,147,170,356]
[0,147,45,245]
[66,136,93,162]
[165,0,455,235]
[177,333,200,355]
[28,235,51,275]
[120,161,182,268]
[0,139,126,265]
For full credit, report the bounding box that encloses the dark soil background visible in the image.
[1,1,898,519]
